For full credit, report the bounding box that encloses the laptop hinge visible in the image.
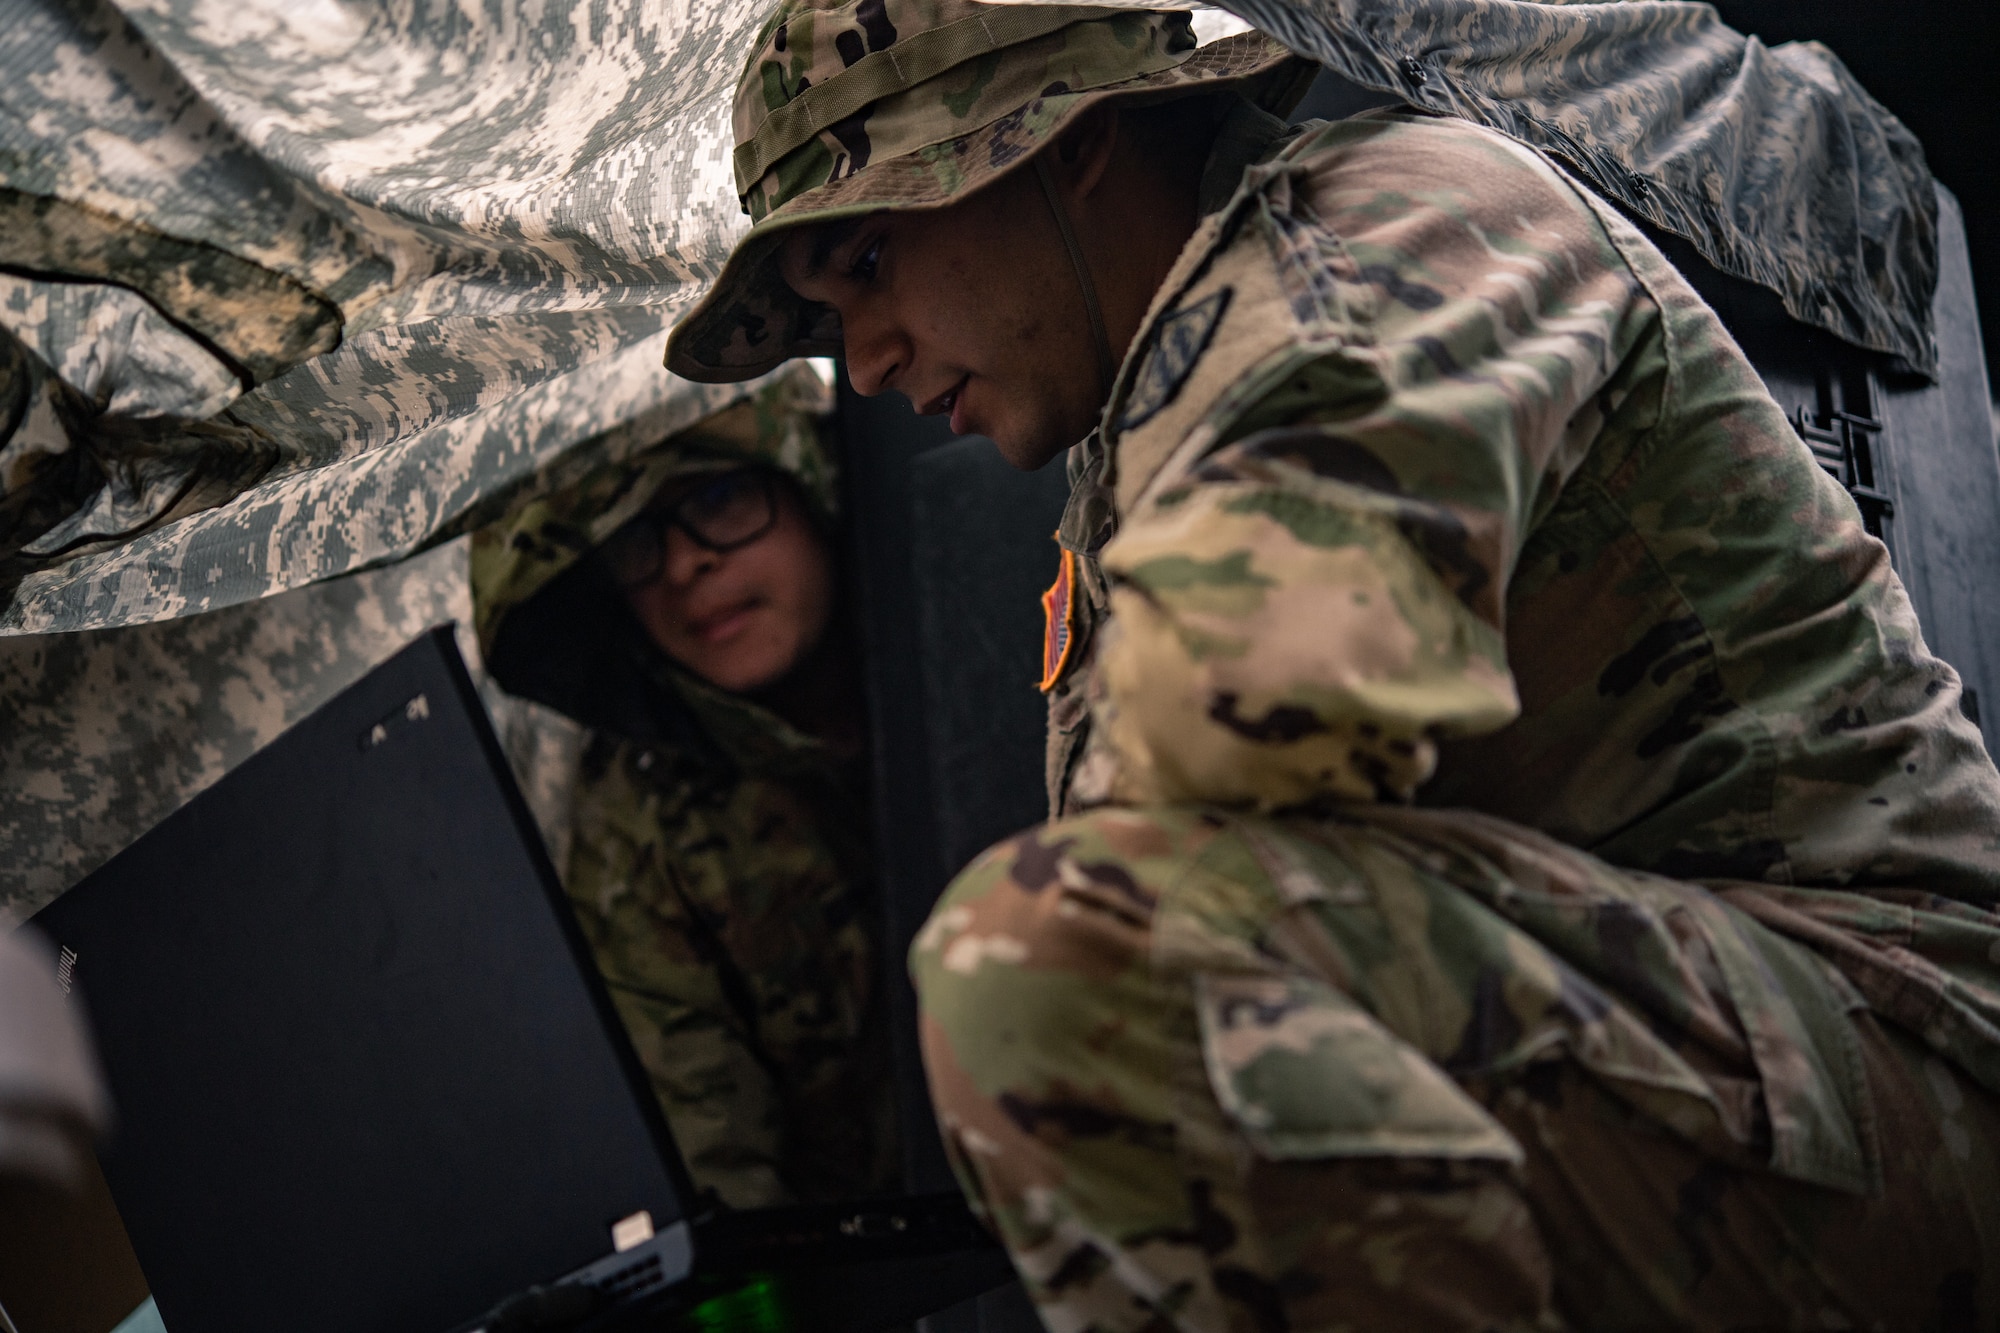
[457,1222,694,1333]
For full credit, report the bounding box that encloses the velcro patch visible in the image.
[1118,286,1233,433]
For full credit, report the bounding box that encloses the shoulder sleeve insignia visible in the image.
[1038,545,1079,693]
[1117,286,1234,433]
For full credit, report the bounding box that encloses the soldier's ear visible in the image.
[1053,105,1120,201]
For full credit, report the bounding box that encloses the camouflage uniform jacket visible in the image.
[1040,106,2000,1170]
[557,670,894,1210]
[470,397,894,1210]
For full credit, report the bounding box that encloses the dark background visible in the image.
[1711,0,2000,389]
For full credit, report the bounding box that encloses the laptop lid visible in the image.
[31,627,692,1333]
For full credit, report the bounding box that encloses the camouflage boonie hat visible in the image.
[664,0,1313,383]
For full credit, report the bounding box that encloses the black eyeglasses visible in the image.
[600,468,780,588]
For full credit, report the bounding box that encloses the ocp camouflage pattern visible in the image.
[732,1,1199,218]
[670,0,1938,384]
[915,109,2000,1329]
[916,805,2000,1330]
[1065,111,1999,896]
[556,717,895,1207]
[469,369,896,1207]
[671,0,1306,382]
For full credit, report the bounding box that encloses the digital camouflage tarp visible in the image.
[0,0,1942,636]
[0,0,1945,915]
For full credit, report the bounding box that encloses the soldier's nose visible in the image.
[846,351,900,398]
[663,526,720,586]
[841,313,907,397]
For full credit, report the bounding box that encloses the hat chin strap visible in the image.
[1032,154,1117,402]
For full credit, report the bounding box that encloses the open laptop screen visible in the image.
[32,627,689,1333]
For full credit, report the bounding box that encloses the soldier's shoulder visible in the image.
[1288,109,1602,231]
[1102,109,1637,509]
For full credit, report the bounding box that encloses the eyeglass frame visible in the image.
[600,466,783,589]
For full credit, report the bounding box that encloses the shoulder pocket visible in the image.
[1196,971,1522,1164]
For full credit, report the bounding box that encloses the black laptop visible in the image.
[27,626,1011,1333]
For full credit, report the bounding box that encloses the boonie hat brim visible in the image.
[665,28,1313,384]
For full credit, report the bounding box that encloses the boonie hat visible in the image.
[665,0,1313,383]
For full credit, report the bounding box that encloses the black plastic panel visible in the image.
[32,629,687,1333]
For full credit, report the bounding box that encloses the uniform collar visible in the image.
[1196,96,1300,218]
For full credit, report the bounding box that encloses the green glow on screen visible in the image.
[686,1275,790,1333]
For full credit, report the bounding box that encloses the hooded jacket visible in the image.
[469,365,896,1208]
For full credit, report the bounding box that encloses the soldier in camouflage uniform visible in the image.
[664,2,2000,1328]
[470,364,896,1210]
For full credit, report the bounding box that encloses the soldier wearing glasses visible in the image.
[470,365,896,1210]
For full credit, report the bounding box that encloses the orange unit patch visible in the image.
[1039,547,1078,692]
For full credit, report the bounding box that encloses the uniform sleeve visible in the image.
[1087,125,1663,811]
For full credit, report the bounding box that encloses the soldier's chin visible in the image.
[987,416,1073,473]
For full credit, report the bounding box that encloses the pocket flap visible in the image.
[1196,971,1523,1164]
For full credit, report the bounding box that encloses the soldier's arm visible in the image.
[1088,118,1667,811]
